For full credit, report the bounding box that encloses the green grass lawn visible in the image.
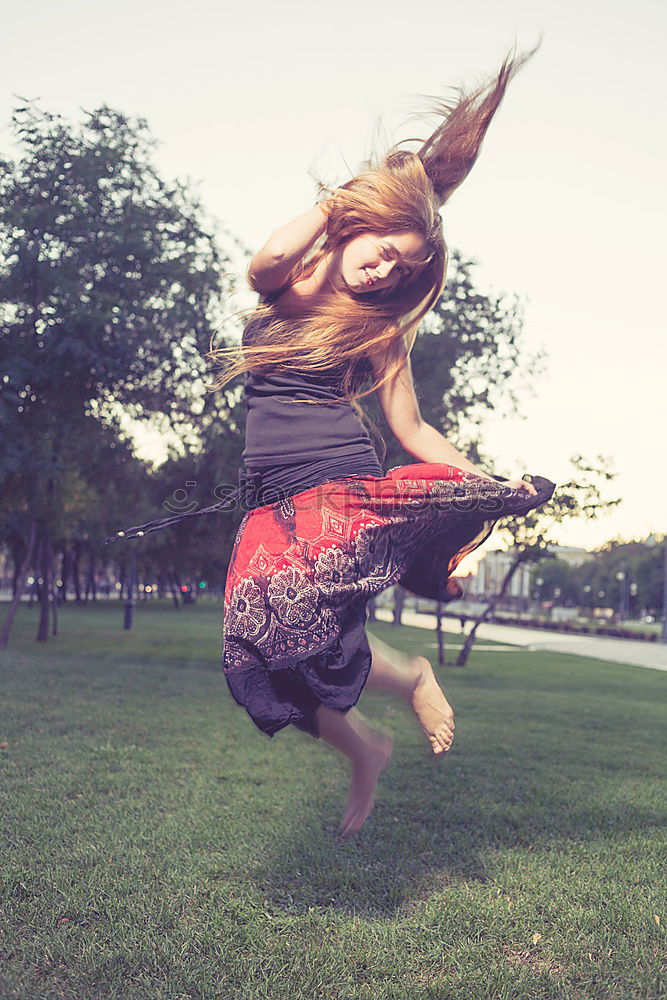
[1,600,665,1000]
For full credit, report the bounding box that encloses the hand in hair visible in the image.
[247,204,329,294]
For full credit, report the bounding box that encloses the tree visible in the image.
[530,558,580,608]
[455,454,622,665]
[567,536,666,620]
[0,99,236,642]
[108,374,249,607]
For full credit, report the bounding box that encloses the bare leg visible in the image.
[364,631,455,755]
[316,704,393,839]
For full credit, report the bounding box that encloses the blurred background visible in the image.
[2,0,665,634]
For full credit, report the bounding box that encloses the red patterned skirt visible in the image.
[222,462,555,739]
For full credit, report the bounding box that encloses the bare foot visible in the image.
[409,655,455,755]
[338,728,393,840]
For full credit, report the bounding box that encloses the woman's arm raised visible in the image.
[247,203,330,294]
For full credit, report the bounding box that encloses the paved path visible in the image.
[372,608,667,672]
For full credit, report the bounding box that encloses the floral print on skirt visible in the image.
[222,462,555,739]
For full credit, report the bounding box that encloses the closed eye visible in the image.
[381,245,408,276]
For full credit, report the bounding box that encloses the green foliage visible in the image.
[0,100,245,623]
[0,100,231,427]
[456,455,623,664]
[531,534,667,616]
[498,454,622,566]
[530,557,581,605]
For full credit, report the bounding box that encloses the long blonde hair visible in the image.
[206,44,539,454]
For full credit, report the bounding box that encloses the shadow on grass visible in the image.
[249,657,667,919]
[251,772,666,920]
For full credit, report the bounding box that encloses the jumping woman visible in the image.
[107,44,555,839]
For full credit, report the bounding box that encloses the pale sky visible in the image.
[3,0,665,552]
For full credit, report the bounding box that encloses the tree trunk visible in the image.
[36,529,51,642]
[123,555,137,630]
[85,555,97,601]
[10,537,26,598]
[72,543,82,603]
[59,547,69,602]
[167,571,181,608]
[50,539,59,637]
[0,519,37,648]
[392,585,405,626]
[456,559,523,666]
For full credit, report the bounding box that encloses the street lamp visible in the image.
[615,570,626,621]
[629,581,638,619]
[645,534,667,644]
[582,583,592,619]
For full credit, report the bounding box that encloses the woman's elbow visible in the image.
[393,416,425,451]
[247,250,288,293]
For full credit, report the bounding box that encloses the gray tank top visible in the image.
[241,299,384,497]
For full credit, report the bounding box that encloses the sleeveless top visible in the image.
[240,299,384,499]
[103,295,385,542]
[104,294,525,545]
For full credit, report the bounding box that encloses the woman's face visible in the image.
[332,230,429,296]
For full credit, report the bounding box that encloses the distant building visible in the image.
[466,549,533,599]
[543,544,591,568]
[466,543,591,599]
[0,548,12,590]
